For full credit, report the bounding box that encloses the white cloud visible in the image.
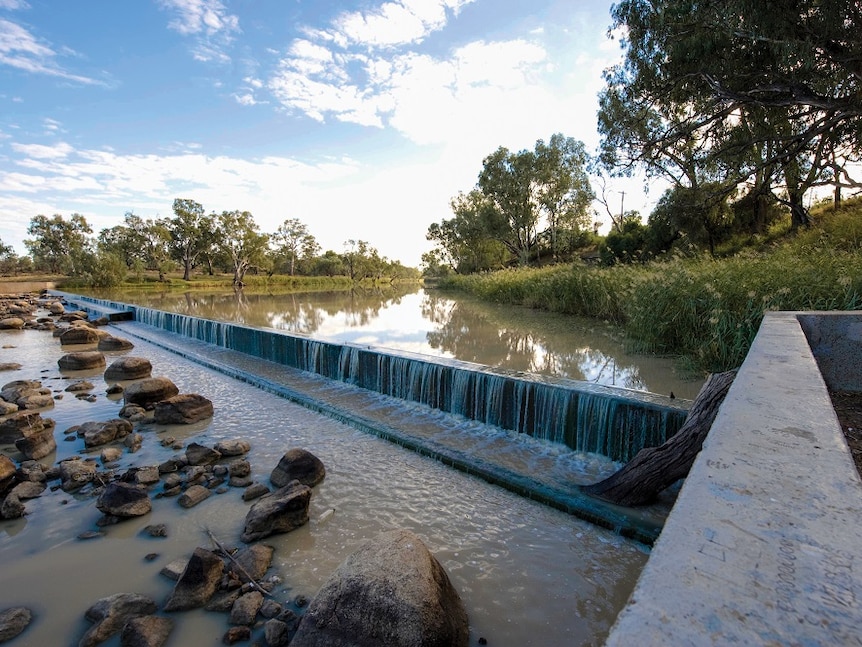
[0,18,101,84]
[334,0,476,48]
[158,0,240,63]
[10,141,73,159]
[0,0,29,10]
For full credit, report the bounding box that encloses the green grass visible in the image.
[441,196,862,374]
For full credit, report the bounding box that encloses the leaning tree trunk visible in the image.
[582,369,737,506]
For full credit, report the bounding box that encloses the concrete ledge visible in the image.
[606,311,862,645]
[48,290,134,321]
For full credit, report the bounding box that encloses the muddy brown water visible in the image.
[0,319,648,647]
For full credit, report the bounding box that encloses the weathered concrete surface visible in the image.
[606,312,862,646]
[798,312,862,391]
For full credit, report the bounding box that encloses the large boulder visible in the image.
[14,424,57,460]
[58,351,106,371]
[270,448,326,488]
[105,357,152,381]
[0,606,32,642]
[96,482,152,518]
[214,439,251,456]
[0,318,25,330]
[58,458,98,492]
[241,481,312,543]
[185,442,221,466]
[153,394,213,425]
[59,326,101,345]
[119,615,174,647]
[163,547,225,611]
[78,593,158,647]
[124,377,179,408]
[0,380,43,403]
[291,529,469,647]
[0,412,54,444]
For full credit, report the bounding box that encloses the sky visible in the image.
[0,0,658,268]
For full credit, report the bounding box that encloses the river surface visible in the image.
[0,314,648,647]
[83,285,704,400]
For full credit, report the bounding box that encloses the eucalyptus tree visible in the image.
[341,239,373,282]
[99,213,172,278]
[25,213,93,274]
[272,218,319,276]
[168,198,211,281]
[533,134,594,260]
[427,190,508,273]
[215,210,269,287]
[598,0,862,229]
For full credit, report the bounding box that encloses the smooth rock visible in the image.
[105,357,152,381]
[290,529,469,647]
[10,481,45,500]
[101,447,123,463]
[124,377,178,407]
[58,351,106,371]
[0,363,21,372]
[96,482,152,518]
[153,394,213,425]
[270,448,326,488]
[81,418,134,448]
[59,326,101,345]
[214,439,251,456]
[0,318,25,330]
[241,481,311,543]
[242,483,269,501]
[98,335,135,351]
[0,492,25,519]
[65,380,95,393]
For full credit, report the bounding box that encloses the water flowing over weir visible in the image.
[55,292,690,541]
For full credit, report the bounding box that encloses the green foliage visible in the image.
[443,197,862,373]
[25,213,93,274]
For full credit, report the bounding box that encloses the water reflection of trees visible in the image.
[422,291,647,391]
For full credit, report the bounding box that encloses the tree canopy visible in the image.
[598,0,862,229]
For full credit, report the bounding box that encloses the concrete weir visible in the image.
[606,311,862,646]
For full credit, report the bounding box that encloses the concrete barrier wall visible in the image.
[605,311,862,645]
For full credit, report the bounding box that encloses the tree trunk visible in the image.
[581,369,737,506]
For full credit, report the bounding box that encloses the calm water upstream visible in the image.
[0,314,648,647]
[84,285,704,400]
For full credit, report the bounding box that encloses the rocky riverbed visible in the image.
[0,293,649,647]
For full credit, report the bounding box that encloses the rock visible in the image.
[47,301,65,315]
[0,363,21,372]
[264,618,291,647]
[124,377,178,407]
[185,442,221,466]
[290,529,469,647]
[230,591,264,626]
[59,458,98,491]
[177,484,211,508]
[0,380,43,403]
[143,523,168,538]
[105,357,152,381]
[131,465,160,485]
[270,448,326,488]
[65,380,95,393]
[101,447,123,463]
[0,455,15,485]
[59,326,101,345]
[79,592,158,647]
[0,411,53,443]
[259,599,283,619]
[58,351,106,371]
[0,492,25,519]
[96,482,152,518]
[81,418,134,448]
[0,400,17,415]
[119,403,148,421]
[159,558,188,581]
[124,433,143,452]
[10,481,45,500]
[0,606,32,642]
[98,335,135,351]
[0,318,25,330]
[119,614,173,647]
[242,483,269,501]
[206,590,241,613]
[228,459,251,479]
[229,544,274,583]
[14,425,57,460]
[223,626,251,645]
[214,439,251,456]
[163,547,225,611]
[153,394,213,425]
[14,390,54,410]
[241,481,312,543]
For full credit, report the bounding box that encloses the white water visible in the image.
[0,321,648,647]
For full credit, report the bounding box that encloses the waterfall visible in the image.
[53,294,688,462]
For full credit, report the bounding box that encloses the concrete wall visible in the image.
[605,311,862,645]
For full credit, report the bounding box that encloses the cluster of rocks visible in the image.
[0,293,470,647]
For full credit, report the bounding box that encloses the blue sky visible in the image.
[0,0,656,267]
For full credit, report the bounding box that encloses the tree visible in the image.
[599,0,862,230]
[272,218,319,276]
[98,213,171,278]
[25,213,93,274]
[341,239,374,282]
[427,190,508,273]
[533,134,594,260]
[168,198,209,281]
[215,210,269,287]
